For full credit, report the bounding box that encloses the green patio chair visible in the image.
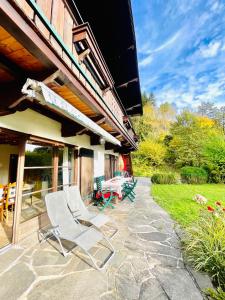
[122,179,138,202]
[95,176,116,211]
[113,171,122,177]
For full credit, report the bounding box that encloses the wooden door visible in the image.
[104,154,111,180]
[9,154,18,183]
[80,148,94,200]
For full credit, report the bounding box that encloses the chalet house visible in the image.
[0,0,142,249]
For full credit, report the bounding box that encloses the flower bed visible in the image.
[183,201,225,297]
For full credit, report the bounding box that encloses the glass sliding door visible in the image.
[21,142,54,223]
[57,147,75,191]
[0,129,21,248]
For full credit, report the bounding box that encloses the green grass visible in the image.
[152,184,225,227]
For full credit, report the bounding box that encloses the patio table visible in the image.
[102,176,132,199]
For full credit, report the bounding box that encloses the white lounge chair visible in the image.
[44,191,115,270]
[65,186,118,238]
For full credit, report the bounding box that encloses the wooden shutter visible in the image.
[104,154,111,180]
[80,148,94,200]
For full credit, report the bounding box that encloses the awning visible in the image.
[21,79,121,146]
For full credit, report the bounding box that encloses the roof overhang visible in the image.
[21,78,121,146]
[71,0,143,116]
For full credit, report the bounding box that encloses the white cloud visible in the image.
[195,82,224,102]
[156,89,195,109]
[139,29,182,68]
[139,55,153,67]
[199,41,221,58]
[150,30,182,53]
[148,30,183,55]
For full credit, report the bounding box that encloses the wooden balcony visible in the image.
[0,0,137,149]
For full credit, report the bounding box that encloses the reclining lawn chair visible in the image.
[44,191,115,270]
[122,179,138,202]
[65,186,118,238]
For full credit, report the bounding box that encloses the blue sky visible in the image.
[131,0,225,110]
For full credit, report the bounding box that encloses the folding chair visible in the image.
[113,171,122,177]
[44,191,115,270]
[65,186,118,238]
[95,177,116,211]
[122,179,138,202]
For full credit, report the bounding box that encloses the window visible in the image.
[21,142,54,222]
[21,141,77,222]
[57,147,75,191]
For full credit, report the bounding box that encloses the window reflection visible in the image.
[25,144,52,167]
[21,143,75,222]
[21,142,53,222]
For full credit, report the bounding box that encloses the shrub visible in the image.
[180,166,208,184]
[151,172,177,184]
[183,205,225,290]
[205,287,225,300]
[134,139,166,167]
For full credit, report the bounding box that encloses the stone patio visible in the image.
[0,178,204,300]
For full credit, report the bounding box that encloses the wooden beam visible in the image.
[0,81,25,109]
[112,133,122,139]
[76,116,105,135]
[12,138,26,244]
[102,86,111,96]
[0,69,57,112]
[116,78,138,89]
[61,122,85,137]
[0,54,27,79]
[90,134,100,145]
[105,142,115,150]
[73,149,79,186]
[52,147,59,192]
[78,48,90,64]
[90,116,106,124]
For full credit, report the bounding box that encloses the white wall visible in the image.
[0,109,91,148]
[0,109,119,185]
[94,150,105,177]
[0,145,19,184]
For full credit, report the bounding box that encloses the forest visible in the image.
[132,93,225,184]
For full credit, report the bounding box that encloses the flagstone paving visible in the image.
[0,178,205,300]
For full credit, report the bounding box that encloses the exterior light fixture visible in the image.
[99,137,105,145]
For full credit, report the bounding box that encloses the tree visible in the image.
[203,134,225,183]
[166,112,216,167]
[215,106,225,134]
[133,139,166,167]
[197,102,217,119]
[141,92,156,106]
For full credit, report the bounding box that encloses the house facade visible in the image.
[0,0,142,249]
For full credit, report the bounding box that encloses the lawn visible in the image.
[152,184,225,227]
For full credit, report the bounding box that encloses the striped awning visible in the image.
[22,78,121,146]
